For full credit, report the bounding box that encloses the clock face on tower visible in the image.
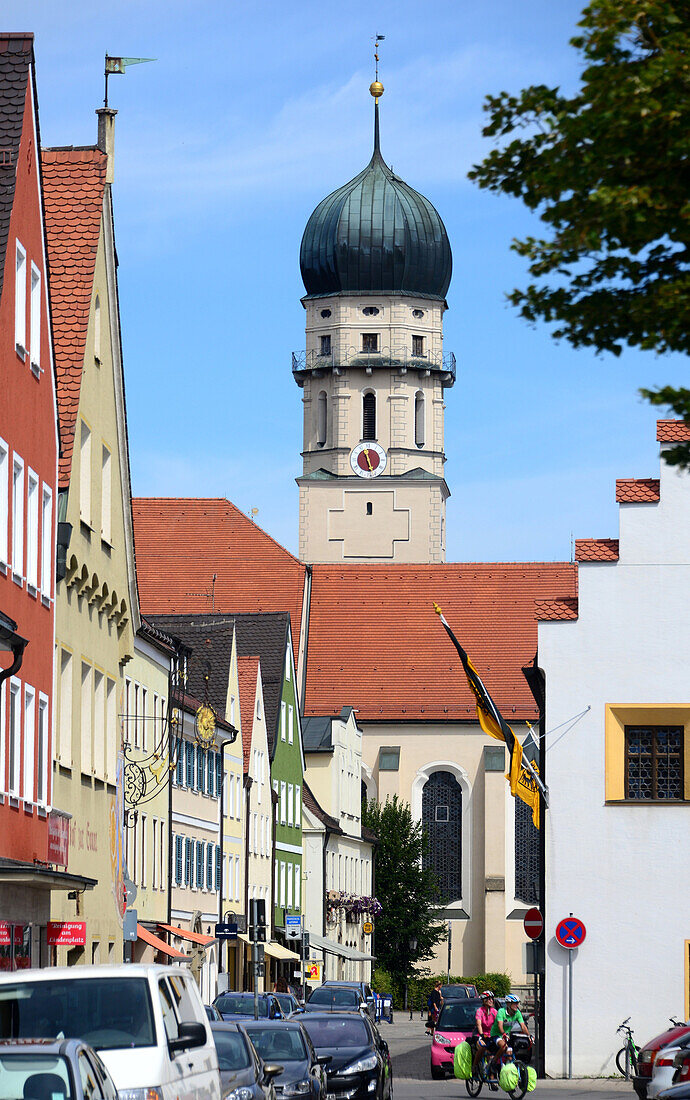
[350,441,387,478]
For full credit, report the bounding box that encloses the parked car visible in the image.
[649,1037,690,1099]
[440,983,478,1001]
[273,993,303,1018]
[671,1046,690,1088]
[0,964,220,1100]
[214,992,284,1021]
[320,982,375,1017]
[210,1021,283,1100]
[0,1037,119,1100]
[305,988,367,1014]
[430,998,482,1079]
[300,1012,393,1100]
[205,1004,222,1021]
[660,1086,690,1099]
[635,1026,690,1100]
[244,1019,329,1098]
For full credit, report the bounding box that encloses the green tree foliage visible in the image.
[363,796,445,989]
[469,0,690,466]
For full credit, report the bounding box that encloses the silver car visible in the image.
[0,1037,119,1100]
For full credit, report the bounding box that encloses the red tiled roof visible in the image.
[615,478,660,503]
[132,499,306,658]
[657,419,690,443]
[304,562,576,721]
[42,148,106,488]
[575,539,619,562]
[237,655,260,773]
[535,596,579,621]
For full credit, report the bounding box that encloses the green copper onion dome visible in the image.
[300,101,452,301]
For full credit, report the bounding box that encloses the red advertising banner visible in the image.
[46,921,86,947]
[47,812,70,867]
[0,923,23,947]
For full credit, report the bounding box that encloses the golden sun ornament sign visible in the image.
[195,703,217,746]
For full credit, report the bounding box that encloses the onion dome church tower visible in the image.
[294,76,455,563]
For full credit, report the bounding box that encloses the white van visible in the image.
[0,964,220,1100]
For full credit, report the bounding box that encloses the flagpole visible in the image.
[522,655,546,1080]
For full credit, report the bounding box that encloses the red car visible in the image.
[634,1025,690,1099]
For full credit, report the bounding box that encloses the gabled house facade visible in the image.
[301,707,375,982]
[540,419,690,1076]
[44,111,141,963]
[0,34,85,968]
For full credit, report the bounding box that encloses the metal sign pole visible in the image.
[568,949,573,1079]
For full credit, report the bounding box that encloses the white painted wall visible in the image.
[540,444,690,1077]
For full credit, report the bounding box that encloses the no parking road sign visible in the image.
[556,916,586,949]
[523,908,543,940]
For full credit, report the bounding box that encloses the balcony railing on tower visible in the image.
[292,346,456,385]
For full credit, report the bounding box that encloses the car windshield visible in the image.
[302,1017,369,1048]
[274,995,295,1014]
[245,1027,307,1061]
[0,1053,73,1100]
[212,1029,251,1071]
[308,989,358,1006]
[438,1001,482,1031]
[215,995,267,1018]
[0,978,156,1050]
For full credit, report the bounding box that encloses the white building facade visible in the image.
[540,419,690,1076]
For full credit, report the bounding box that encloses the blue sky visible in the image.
[14,0,686,561]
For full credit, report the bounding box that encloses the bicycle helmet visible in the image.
[481,990,494,998]
[505,994,520,1004]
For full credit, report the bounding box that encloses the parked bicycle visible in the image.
[466,1035,531,1099]
[616,1018,640,1078]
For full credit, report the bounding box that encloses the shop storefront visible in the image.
[0,858,96,970]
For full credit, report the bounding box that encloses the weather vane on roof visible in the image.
[370,34,385,101]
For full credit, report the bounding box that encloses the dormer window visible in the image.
[319,335,331,356]
[362,333,379,353]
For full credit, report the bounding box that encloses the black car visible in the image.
[214,992,284,1021]
[244,1019,329,1098]
[440,983,478,1001]
[210,1021,284,1100]
[274,993,304,1018]
[300,1011,393,1100]
[305,988,365,1014]
[320,982,375,1017]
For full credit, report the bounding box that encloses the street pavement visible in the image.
[381,1015,633,1099]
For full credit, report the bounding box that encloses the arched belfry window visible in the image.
[422,770,462,904]
[415,391,425,448]
[363,391,376,440]
[317,391,327,447]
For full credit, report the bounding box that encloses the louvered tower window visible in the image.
[422,771,462,904]
[363,392,376,439]
[514,795,539,905]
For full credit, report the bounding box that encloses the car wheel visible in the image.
[431,1063,445,1080]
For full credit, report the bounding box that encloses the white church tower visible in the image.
[294,77,455,564]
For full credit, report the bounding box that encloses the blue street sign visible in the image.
[555,916,586,949]
[215,922,238,940]
[285,915,301,927]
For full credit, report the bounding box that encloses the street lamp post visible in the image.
[408,937,418,1019]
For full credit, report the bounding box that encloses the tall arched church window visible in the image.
[422,770,462,904]
[415,391,425,447]
[317,391,327,447]
[363,391,376,440]
[514,795,539,905]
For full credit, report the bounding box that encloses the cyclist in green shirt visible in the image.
[489,994,531,1073]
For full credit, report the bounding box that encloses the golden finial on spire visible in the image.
[369,34,384,100]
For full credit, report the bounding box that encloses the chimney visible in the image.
[96,107,117,184]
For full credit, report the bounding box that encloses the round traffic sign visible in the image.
[555,916,586,949]
[523,908,543,940]
[362,921,373,935]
